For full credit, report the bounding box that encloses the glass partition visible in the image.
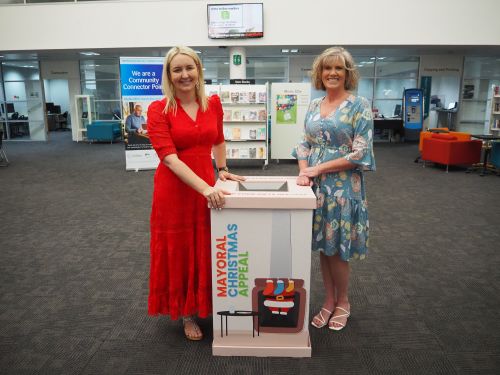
[80,59,121,123]
[460,57,500,133]
[1,61,45,140]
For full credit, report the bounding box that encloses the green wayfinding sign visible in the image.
[221,10,230,19]
[233,54,242,66]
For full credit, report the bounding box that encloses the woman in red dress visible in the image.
[147,46,244,341]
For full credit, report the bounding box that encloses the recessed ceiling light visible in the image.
[281,49,290,53]
[290,49,299,53]
[224,62,229,65]
[194,50,202,54]
[370,57,376,60]
[80,52,100,56]
[377,57,386,60]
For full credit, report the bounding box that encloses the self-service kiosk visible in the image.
[403,88,424,141]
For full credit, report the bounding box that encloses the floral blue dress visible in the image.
[292,95,375,261]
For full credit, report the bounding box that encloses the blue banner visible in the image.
[120,58,164,97]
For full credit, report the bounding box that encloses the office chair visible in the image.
[56,111,70,131]
[0,131,9,167]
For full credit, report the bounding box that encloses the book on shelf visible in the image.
[258,147,265,159]
[258,92,267,103]
[231,148,240,158]
[239,148,250,159]
[258,109,267,121]
[257,127,266,139]
[231,127,241,140]
[220,91,230,103]
[249,147,257,159]
[249,129,257,140]
[240,110,249,121]
[249,92,256,103]
[232,110,242,121]
[248,110,258,121]
[223,109,232,121]
[223,128,232,140]
[231,92,239,103]
[239,92,249,104]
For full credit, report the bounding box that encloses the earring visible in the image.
[195,81,200,89]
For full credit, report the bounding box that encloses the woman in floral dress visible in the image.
[293,47,375,331]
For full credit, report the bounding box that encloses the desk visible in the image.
[436,109,458,130]
[373,118,404,142]
[217,310,260,338]
[470,134,500,176]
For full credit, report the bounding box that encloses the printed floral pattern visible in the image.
[292,95,375,261]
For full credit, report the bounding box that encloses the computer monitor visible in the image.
[393,104,402,117]
[6,103,15,113]
[45,102,55,113]
[53,105,61,114]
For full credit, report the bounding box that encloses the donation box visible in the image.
[210,176,316,357]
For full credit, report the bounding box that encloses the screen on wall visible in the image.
[207,3,263,39]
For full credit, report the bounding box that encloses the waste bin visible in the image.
[211,176,316,357]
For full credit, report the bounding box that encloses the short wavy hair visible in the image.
[311,46,359,91]
[162,46,208,113]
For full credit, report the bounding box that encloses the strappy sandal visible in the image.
[329,306,350,331]
[182,316,203,341]
[311,307,333,328]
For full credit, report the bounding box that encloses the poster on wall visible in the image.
[275,94,298,124]
[270,83,311,160]
[120,57,164,171]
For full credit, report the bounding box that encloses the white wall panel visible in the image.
[0,0,499,52]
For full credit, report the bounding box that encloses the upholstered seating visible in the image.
[86,121,122,143]
[421,133,482,172]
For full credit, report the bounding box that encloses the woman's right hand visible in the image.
[203,186,230,209]
[296,175,312,186]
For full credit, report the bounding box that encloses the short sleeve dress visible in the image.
[147,95,224,319]
[292,95,375,261]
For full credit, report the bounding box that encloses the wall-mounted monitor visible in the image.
[207,3,263,39]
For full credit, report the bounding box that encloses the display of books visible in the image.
[218,84,268,164]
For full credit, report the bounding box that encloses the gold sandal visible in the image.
[182,316,203,341]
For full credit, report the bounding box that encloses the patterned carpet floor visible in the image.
[0,132,499,374]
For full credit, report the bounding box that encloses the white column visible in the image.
[229,47,246,80]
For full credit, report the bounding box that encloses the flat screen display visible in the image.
[208,3,263,39]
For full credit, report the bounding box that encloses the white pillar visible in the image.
[229,47,246,80]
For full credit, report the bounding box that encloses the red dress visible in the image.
[147,95,224,319]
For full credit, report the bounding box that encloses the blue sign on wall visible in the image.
[119,58,164,97]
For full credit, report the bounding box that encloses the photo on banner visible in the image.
[120,57,164,171]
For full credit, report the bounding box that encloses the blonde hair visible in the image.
[161,46,208,113]
[311,46,359,91]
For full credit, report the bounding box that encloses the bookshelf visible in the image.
[219,84,269,167]
[490,85,500,133]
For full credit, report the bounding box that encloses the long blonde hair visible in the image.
[311,46,359,91]
[161,46,208,113]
